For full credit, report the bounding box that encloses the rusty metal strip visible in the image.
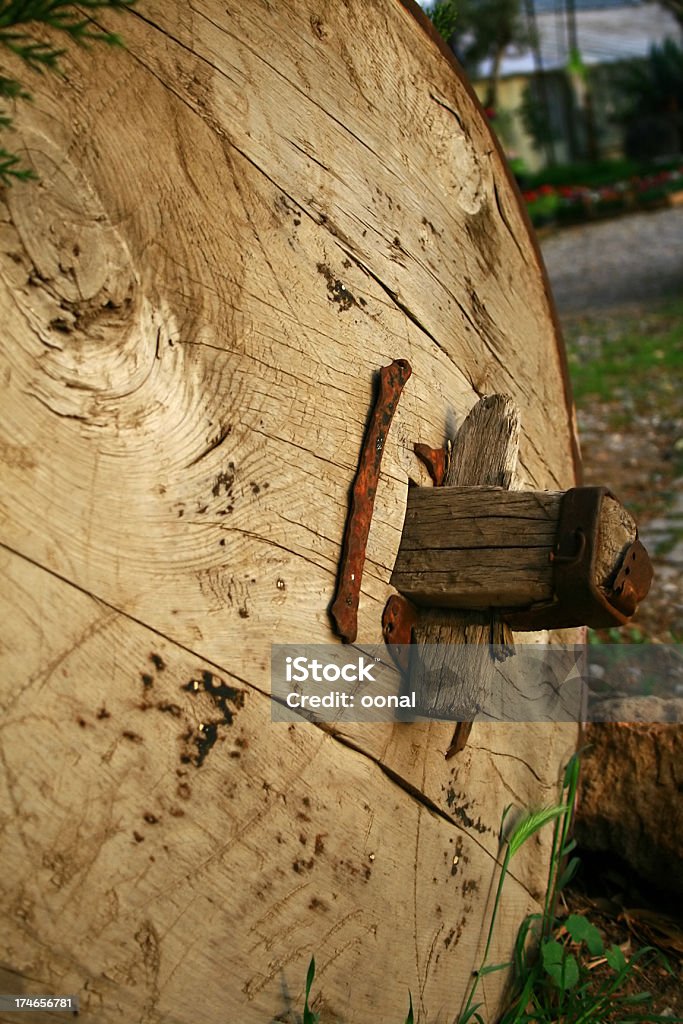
[611,539,652,618]
[331,358,412,643]
[445,723,472,759]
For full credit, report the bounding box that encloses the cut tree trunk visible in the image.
[0,3,580,1022]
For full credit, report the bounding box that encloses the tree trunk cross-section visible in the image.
[0,3,579,1022]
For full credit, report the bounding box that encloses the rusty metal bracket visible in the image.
[381,593,418,674]
[331,358,412,643]
[414,442,449,487]
[610,539,652,618]
[505,486,653,631]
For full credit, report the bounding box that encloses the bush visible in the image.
[614,40,683,158]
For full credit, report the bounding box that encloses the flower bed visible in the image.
[522,166,683,228]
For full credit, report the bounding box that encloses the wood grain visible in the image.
[393,487,561,606]
[596,496,637,595]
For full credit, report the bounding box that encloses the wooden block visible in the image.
[392,486,638,612]
[392,487,562,607]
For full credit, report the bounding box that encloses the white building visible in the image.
[470,1,682,170]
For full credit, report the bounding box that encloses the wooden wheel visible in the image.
[0,2,579,1020]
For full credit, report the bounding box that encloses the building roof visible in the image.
[474,1,681,78]
[533,0,641,9]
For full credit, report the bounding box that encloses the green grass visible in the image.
[588,625,648,645]
[564,297,683,643]
[564,298,683,408]
[299,755,681,1023]
[455,754,681,1024]
[303,958,319,1024]
[301,956,414,1022]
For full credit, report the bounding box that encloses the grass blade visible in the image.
[507,805,567,857]
[303,957,319,1024]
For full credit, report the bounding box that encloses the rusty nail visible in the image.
[414,443,448,487]
[445,723,472,760]
[331,359,412,643]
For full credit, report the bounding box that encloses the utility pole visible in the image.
[524,0,556,166]
[565,0,598,160]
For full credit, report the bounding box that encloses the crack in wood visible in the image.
[0,540,254,691]
[493,182,525,263]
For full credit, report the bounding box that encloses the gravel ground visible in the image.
[541,206,683,314]
[541,211,683,644]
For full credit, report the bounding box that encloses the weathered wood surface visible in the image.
[0,2,579,1022]
[393,488,637,608]
[595,497,638,595]
[408,395,520,734]
[396,487,561,607]
[440,394,521,491]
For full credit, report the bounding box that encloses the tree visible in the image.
[423,0,457,44]
[426,0,533,108]
[614,38,683,157]
[0,1,580,1020]
[520,78,558,155]
[654,0,683,27]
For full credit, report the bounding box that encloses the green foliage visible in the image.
[457,794,570,1024]
[519,80,558,154]
[565,298,683,405]
[301,955,415,1023]
[298,753,682,1022]
[457,751,683,1024]
[523,188,559,224]
[564,914,605,957]
[426,0,532,106]
[566,46,587,80]
[453,0,531,68]
[541,939,580,990]
[612,39,683,158]
[659,0,683,26]
[588,625,649,645]
[423,0,457,44]
[0,0,136,183]
[616,39,683,119]
[521,157,644,191]
[503,804,568,857]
